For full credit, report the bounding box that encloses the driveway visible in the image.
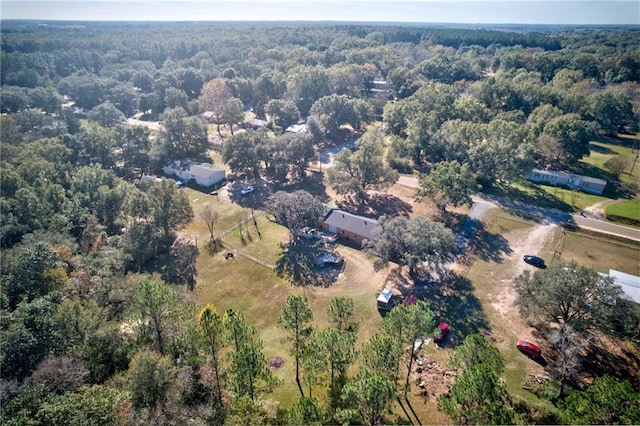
[317,139,358,168]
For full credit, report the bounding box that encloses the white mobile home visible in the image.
[163,160,226,187]
[609,269,640,305]
[527,168,607,195]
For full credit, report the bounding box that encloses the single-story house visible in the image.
[527,168,607,195]
[608,269,640,305]
[243,118,269,129]
[285,123,307,133]
[162,160,226,187]
[319,205,378,247]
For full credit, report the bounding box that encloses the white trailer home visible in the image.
[527,168,607,195]
[163,160,226,187]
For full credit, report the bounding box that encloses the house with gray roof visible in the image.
[320,206,378,247]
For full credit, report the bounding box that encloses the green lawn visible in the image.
[183,189,395,411]
[581,136,640,185]
[605,197,640,226]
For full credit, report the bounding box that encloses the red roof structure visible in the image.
[402,294,418,306]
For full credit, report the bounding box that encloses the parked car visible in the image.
[240,185,254,195]
[517,340,541,358]
[175,180,186,187]
[314,252,344,267]
[434,322,449,344]
[523,255,545,267]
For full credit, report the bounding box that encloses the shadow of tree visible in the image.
[275,240,341,287]
[383,269,491,346]
[579,338,640,391]
[337,192,413,219]
[529,327,640,392]
[366,193,413,218]
[485,181,574,212]
[466,221,513,263]
[161,239,198,290]
[273,170,330,203]
[588,143,615,155]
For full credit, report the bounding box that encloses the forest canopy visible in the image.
[1,20,639,425]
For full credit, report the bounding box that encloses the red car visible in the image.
[434,322,449,344]
[517,340,541,358]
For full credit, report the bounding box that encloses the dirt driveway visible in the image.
[492,224,557,366]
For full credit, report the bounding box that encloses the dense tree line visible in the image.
[1,20,639,424]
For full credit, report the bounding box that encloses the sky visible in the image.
[1,0,638,25]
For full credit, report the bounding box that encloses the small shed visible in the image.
[377,288,394,311]
[244,118,269,129]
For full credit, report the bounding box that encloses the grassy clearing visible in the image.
[184,187,250,235]
[223,215,289,266]
[182,174,637,422]
[185,187,394,410]
[544,227,640,276]
[605,197,640,225]
[464,209,555,412]
[537,185,608,211]
[581,136,640,184]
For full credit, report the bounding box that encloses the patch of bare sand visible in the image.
[491,222,556,323]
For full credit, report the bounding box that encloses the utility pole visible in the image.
[629,135,639,175]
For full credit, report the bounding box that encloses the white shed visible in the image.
[377,288,394,311]
[162,160,226,187]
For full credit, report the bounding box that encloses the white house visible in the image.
[285,123,307,133]
[527,168,607,195]
[162,160,226,187]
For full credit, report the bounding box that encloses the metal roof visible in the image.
[609,269,640,304]
[322,208,378,240]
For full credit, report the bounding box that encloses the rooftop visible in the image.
[322,207,378,240]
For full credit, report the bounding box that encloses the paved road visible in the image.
[397,176,640,242]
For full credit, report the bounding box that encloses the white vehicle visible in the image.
[240,185,254,195]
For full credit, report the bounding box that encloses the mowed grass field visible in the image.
[544,227,640,276]
[181,185,392,409]
[179,176,639,422]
